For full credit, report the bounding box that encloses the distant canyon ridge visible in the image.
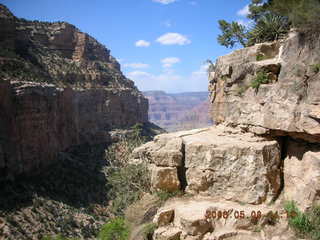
[143,91,213,132]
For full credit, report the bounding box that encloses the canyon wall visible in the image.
[144,91,212,131]
[131,29,320,240]
[0,4,148,179]
[209,30,320,143]
[208,27,320,212]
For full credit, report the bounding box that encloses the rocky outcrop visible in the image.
[209,30,320,143]
[133,125,282,205]
[144,91,212,132]
[0,4,148,179]
[132,125,315,239]
[131,28,320,240]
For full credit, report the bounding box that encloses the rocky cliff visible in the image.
[144,91,212,131]
[131,29,320,240]
[209,30,320,143]
[0,4,148,179]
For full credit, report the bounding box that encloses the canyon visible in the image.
[1,2,320,240]
[0,4,148,180]
[144,91,212,132]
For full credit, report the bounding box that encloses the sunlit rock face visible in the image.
[0,4,148,179]
[131,29,320,240]
[133,125,282,205]
[209,32,320,143]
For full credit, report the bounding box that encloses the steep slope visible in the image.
[0,4,148,179]
[144,91,212,131]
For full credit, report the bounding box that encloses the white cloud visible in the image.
[135,40,150,47]
[237,19,254,28]
[126,63,210,92]
[156,33,191,45]
[152,0,177,4]
[162,20,172,28]
[237,5,249,17]
[123,63,149,69]
[127,71,152,78]
[127,71,183,92]
[161,57,180,68]
[191,63,209,77]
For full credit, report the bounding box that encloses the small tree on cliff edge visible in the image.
[217,0,320,48]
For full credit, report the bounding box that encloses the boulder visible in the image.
[153,209,175,227]
[135,126,281,204]
[133,137,183,167]
[151,166,181,192]
[183,127,281,204]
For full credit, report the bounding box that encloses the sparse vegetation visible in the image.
[42,235,79,240]
[106,163,151,216]
[105,125,151,216]
[256,54,268,61]
[205,59,216,75]
[251,71,269,91]
[155,190,183,203]
[311,63,320,73]
[284,201,320,239]
[221,75,228,81]
[236,85,249,96]
[97,218,129,240]
[141,223,157,240]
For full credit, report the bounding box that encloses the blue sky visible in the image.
[1,0,251,93]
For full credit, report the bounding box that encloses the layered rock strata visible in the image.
[209,30,320,143]
[144,91,212,132]
[208,28,320,212]
[0,4,148,179]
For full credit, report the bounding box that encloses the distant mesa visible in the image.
[143,90,213,132]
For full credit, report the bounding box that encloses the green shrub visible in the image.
[251,71,269,91]
[311,63,320,73]
[236,85,249,96]
[256,54,268,61]
[98,218,129,240]
[284,201,320,239]
[106,163,151,215]
[105,127,151,215]
[142,223,157,240]
[247,13,289,45]
[205,59,216,75]
[270,0,320,29]
[217,20,248,48]
[308,206,320,240]
[155,190,183,203]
